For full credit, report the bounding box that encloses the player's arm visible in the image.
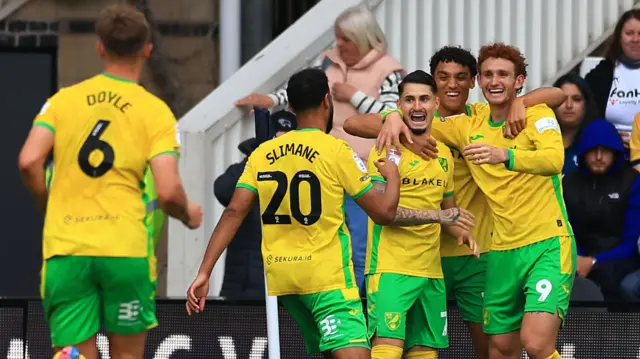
[631,113,640,172]
[18,126,54,214]
[464,107,564,176]
[18,98,59,214]
[148,105,201,228]
[344,110,440,160]
[503,87,567,137]
[369,180,475,230]
[440,196,479,257]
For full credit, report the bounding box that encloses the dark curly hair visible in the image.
[429,46,478,78]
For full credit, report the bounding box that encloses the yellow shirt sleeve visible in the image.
[367,146,386,183]
[148,102,180,160]
[631,113,640,165]
[432,114,467,149]
[507,105,564,176]
[236,153,258,193]
[334,142,373,199]
[33,92,62,134]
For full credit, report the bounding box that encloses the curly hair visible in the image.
[429,46,478,77]
[477,42,528,78]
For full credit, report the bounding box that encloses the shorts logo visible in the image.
[319,315,340,337]
[483,309,490,325]
[348,308,360,316]
[118,300,141,323]
[384,312,400,331]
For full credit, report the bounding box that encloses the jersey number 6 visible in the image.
[257,170,321,226]
[78,119,115,178]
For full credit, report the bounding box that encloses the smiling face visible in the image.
[621,17,640,61]
[478,57,525,106]
[433,61,475,115]
[397,83,439,135]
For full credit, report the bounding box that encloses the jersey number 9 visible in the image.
[78,120,115,178]
[257,170,321,226]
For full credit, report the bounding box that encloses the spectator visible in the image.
[235,6,405,293]
[553,73,599,174]
[631,112,640,171]
[214,110,296,300]
[621,245,640,301]
[563,119,640,303]
[585,9,640,152]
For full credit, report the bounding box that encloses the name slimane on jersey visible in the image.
[265,142,320,165]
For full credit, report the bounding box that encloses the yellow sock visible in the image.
[545,351,562,359]
[405,350,438,358]
[371,344,403,359]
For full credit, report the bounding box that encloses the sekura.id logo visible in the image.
[265,254,312,265]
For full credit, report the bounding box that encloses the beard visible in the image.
[326,103,334,134]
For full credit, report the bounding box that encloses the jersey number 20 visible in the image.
[257,170,321,226]
[78,120,115,178]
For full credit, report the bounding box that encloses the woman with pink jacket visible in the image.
[236,6,405,295]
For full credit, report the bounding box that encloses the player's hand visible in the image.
[401,134,439,161]
[373,157,399,181]
[378,111,429,157]
[457,231,480,258]
[331,82,358,102]
[235,93,274,109]
[463,143,509,166]
[185,201,203,229]
[576,256,595,278]
[186,272,210,315]
[504,97,526,138]
[438,208,475,231]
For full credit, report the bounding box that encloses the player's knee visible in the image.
[488,335,519,357]
[521,337,555,359]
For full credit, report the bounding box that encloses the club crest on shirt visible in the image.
[438,157,449,172]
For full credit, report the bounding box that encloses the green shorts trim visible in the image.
[41,256,158,347]
[442,254,487,324]
[483,236,576,335]
[279,287,369,354]
[366,273,448,349]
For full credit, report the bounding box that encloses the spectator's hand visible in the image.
[235,93,274,109]
[401,135,439,160]
[185,201,203,229]
[505,97,526,138]
[619,131,631,150]
[456,231,480,258]
[463,143,509,165]
[438,208,475,231]
[186,272,210,315]
[576,256,595,278]
[373,157,399,182]
[331,82,357,102]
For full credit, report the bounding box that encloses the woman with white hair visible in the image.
[236,6,405,295]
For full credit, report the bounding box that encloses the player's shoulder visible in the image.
[525,104,560,134]
[525,103,555,118]
[435,140,454,161]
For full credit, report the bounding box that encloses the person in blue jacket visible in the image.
[563,119,640,303]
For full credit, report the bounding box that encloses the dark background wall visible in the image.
[0,48,56,297]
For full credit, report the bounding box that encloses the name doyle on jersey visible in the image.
[266,143,320,165]
[87,91,132,114]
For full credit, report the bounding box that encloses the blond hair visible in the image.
[334,6,387,56]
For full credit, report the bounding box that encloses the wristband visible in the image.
[381,109,403,124]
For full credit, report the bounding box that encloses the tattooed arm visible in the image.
[372,181,475,229]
